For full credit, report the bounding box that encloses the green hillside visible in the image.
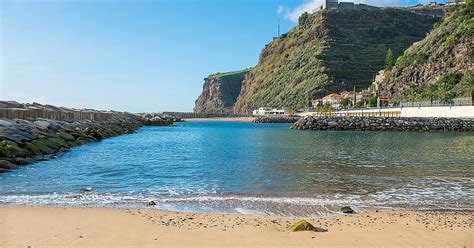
[233,8,438,114]
[377,3,473,100]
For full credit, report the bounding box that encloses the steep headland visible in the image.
[232,9,439,114]
[194,69,249,114]
[377,3,473,99]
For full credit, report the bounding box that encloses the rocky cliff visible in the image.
[232,9,439,114]
[194,70,249,114]
[377,3,473,99]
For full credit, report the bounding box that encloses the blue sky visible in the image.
[1,0,446,112]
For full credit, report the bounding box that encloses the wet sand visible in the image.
[184,117,255,122]
[1,206,472,247]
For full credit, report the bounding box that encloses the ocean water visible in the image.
[1,121,473,217]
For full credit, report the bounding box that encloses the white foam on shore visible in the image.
[1,189,473,217]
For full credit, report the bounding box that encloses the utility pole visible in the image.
[278,18,280,37]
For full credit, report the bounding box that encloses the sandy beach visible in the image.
[1,206,472,248]
[184,117,255,122]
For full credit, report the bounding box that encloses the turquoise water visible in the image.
[1,121,473,216]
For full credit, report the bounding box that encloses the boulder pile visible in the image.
[0,117,143,173]
[292,116,474,132]
[141,113,183,126]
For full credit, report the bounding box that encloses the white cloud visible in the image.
[279,0,325,22]
[279,0,445,23]
[277,5,285,15]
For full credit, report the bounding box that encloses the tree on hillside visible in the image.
[298,12,310,26]
[403,88,418,106]
[423,84,439,106]
[437,73,462,104]
[461,70,474,95]
[367,96,378,107]
[340,98,351,109]
[385,48,394,70]
[315,103,333,115]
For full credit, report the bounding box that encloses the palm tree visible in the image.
[425,84,438,106]
[461,71,474,98]
[404,88,417,106]
[437,80,454,104]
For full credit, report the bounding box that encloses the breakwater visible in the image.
[0,117,143,173]
[253,116,300,123]
[292,116,474,132]
[141,113,183,126]
[0,101,182,173]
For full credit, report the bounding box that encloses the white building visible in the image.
[322,93,342,109]
[252,107,288,116]
[447,0,465,4]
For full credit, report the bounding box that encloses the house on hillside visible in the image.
[322,93,342,109]
[340,90,353,99]
[428,1,445,7]
[323,0,379,10]
[447,0,465,5]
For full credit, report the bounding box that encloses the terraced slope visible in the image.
[233,9,438,114]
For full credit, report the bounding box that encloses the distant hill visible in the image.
[194,69,249,114]
[231,8,439,114]
[377,3,473,99]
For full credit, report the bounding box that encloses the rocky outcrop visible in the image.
[0,117,143,173]
[253,116,300,124]
[377,4,473,98]
[292,116,473,132]
[194,70,249,114]
[233,9,438,114]
[141,113,183,126]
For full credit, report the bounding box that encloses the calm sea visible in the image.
[1,121,473,216]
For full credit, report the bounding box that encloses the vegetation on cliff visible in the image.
[194,69,249,113]
[378,3,473,100]
[232,8,438,114]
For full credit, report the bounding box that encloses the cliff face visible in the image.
[377,4,473,99]
[194,70,248,114]
[233,9,438,114]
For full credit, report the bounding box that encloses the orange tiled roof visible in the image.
[324,93,341,98]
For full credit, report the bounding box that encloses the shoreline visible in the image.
[1,205,472,247]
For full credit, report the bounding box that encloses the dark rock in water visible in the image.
[13,157,33,165]
[23,142,43,157]
[288,220,327,232]
[79,187,93,193]
[147,200,157,206]
[141,113,178,126]
[0,141,29,158]
[0,159,17,170]
[57,132,75,142]
[341,206,354,214]
[48,137,69,149]
[31,139,55,154]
